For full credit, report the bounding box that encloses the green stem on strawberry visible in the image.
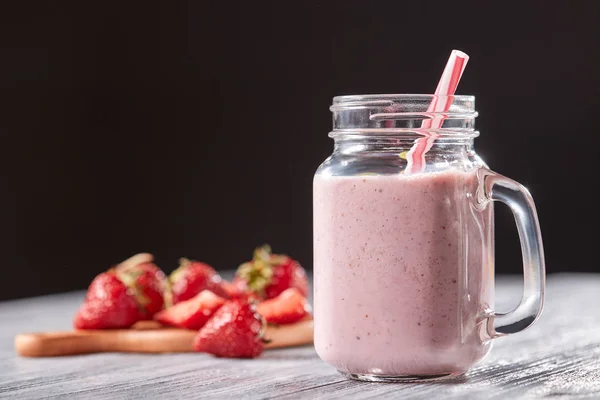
[162,279,174,309]
[169,258,192,284]
[114,268,151,312]
[237,244,278,297]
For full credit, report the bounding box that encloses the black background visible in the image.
[1,1,598,300]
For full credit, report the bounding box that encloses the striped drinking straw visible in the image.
[405,50,469,174]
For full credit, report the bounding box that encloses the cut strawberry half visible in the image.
[154,290,226,330]
[221,279,245,299]
[256,288,311,325]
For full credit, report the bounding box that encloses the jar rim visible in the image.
[331,94,475,114]
[330,94,477,135]
[332,93,475,104]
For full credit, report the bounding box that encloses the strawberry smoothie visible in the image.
[313,169,494,377]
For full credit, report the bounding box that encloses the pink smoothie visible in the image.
[313,169,494,376]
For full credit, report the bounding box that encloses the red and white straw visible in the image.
[405,50,469,174]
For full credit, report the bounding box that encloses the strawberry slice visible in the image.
[194,299,265,358]
[221,279,243,298]
[154,290,226,330]
[256,288,310,325]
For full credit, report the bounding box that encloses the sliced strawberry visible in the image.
[154,290,226,330]
[256,288,310,325]
[235,245,309,299]
[169,258,229,304]
[222,279,244,298]
[194,299,265,358]
[74,271,142,329]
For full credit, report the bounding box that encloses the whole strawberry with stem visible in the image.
[74,271,143,329]
[234,244,308,299]
[194,298,266,358]
[116,261,167,319]
[168,258,229,305]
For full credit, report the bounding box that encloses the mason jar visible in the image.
[313,94,545,382]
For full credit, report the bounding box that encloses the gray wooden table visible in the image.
[1,273,599,399]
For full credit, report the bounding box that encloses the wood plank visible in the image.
[0,273,598,399]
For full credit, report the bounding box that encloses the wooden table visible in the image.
[1,274,599,399]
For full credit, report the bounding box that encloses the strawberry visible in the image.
[169,258,229,304]
[194,299,265,358]
[222,279,246,299]
[256,288,310,325]
[154,290,226,330]
[235,245,308,299]
[116,262,167,318]
[74,271,142,329]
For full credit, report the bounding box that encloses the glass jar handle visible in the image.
[478,169,546,338]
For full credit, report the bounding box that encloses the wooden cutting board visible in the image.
[15,319,314,357]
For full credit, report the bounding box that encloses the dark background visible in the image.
[0,1,598,300]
